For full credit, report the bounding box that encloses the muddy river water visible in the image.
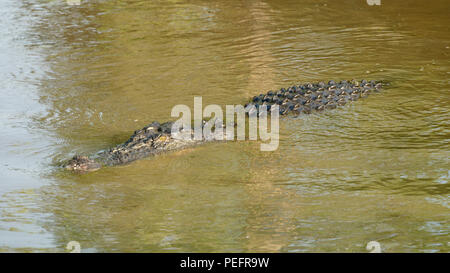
[0,0,448,252]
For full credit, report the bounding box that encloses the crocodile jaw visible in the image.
[65,155,102,173]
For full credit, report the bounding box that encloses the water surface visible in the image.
[0,0,449,252]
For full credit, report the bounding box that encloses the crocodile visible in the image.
[65,79,383,172]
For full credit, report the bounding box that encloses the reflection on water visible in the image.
[0,0,449,252]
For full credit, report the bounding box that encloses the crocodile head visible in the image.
[65,155,102,172]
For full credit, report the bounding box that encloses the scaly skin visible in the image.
[65,79,383,172]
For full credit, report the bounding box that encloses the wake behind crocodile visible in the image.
[65,79,383,172]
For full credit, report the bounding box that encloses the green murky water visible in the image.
[0,0,449,252]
